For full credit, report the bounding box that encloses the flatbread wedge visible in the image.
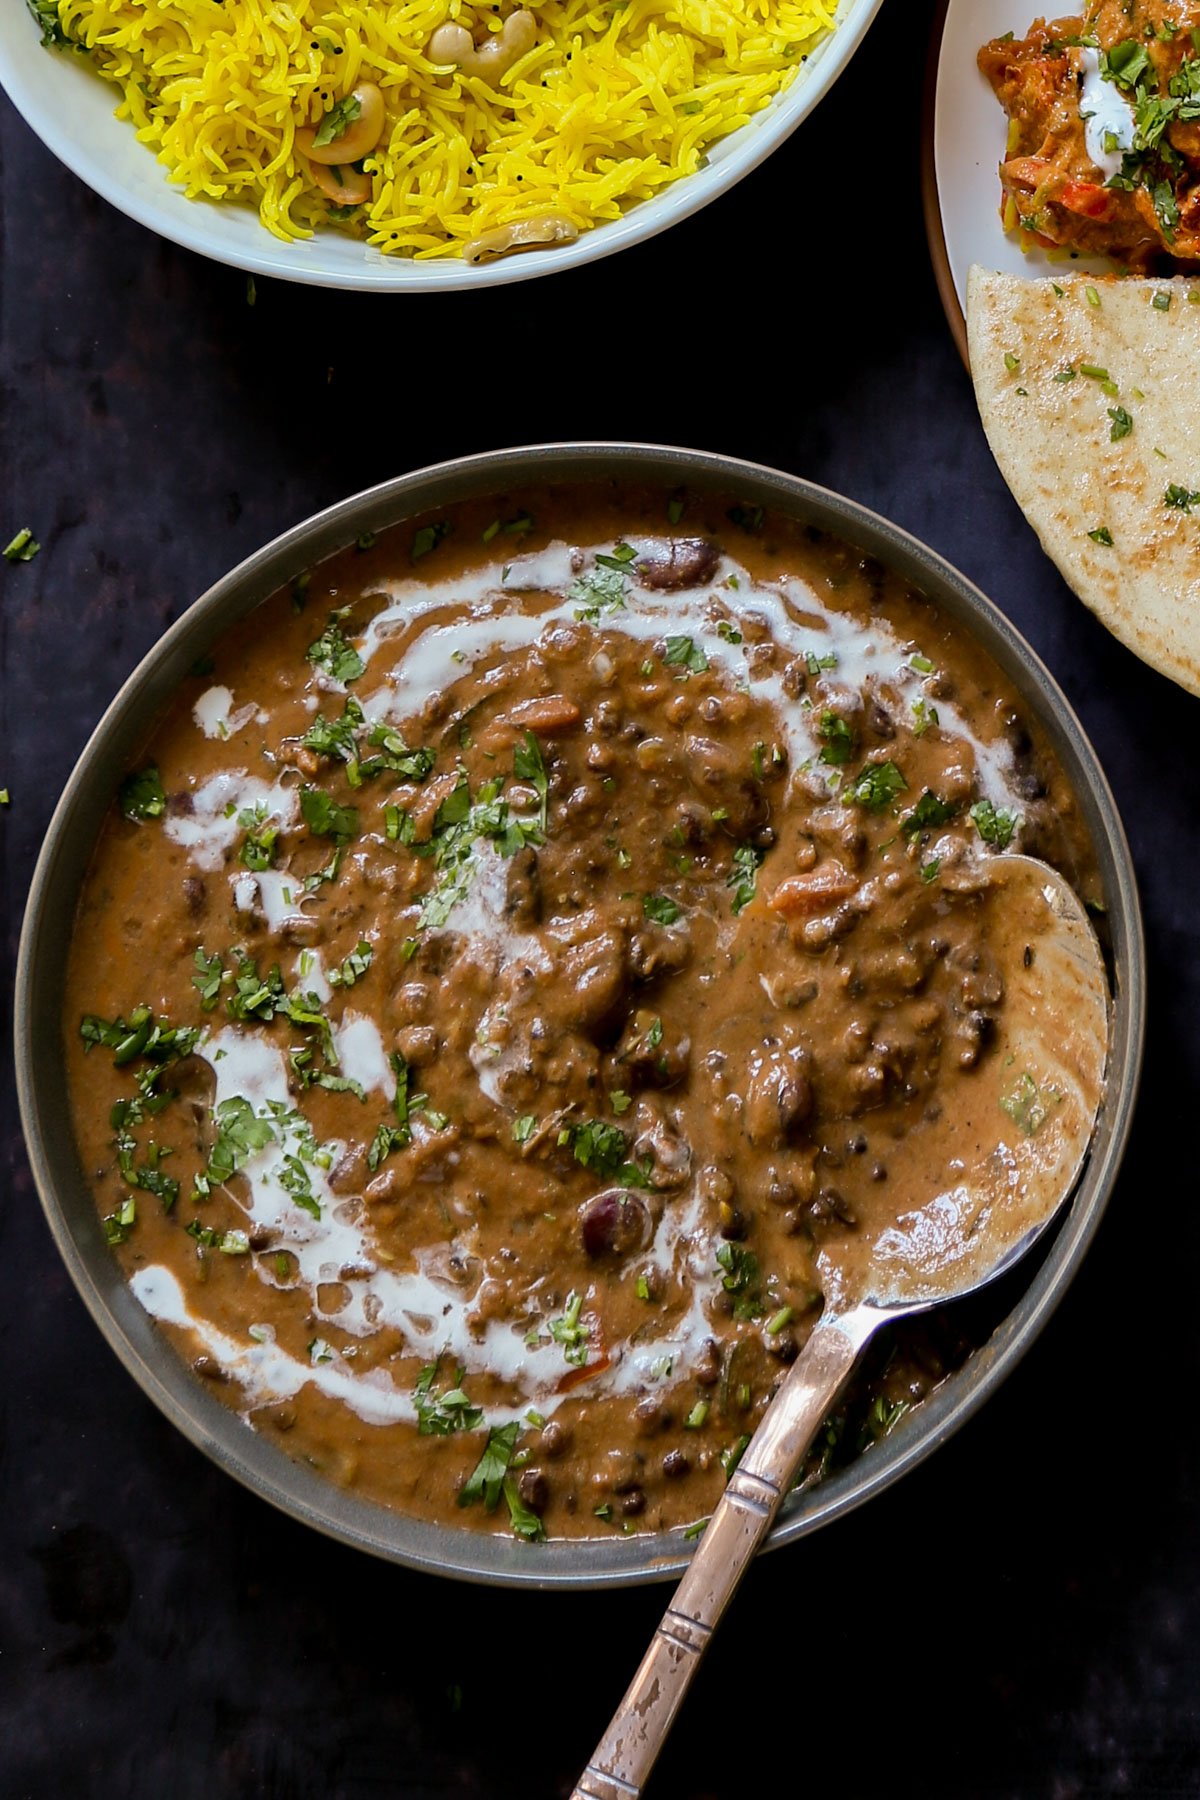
[968,267,1200,698]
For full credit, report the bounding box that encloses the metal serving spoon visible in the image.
[572,854,1110,1800]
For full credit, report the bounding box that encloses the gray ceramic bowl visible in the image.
[15,444,1145,1588]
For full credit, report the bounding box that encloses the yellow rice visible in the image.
[51,0,841,258]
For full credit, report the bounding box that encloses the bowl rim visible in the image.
[0,0,885,292]
[14,442,1146,1588]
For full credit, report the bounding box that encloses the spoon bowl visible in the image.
[573,853,1110,1800]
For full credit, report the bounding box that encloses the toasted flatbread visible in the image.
[967,267,1200,698]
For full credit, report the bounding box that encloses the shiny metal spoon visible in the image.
[572,854,1110,1800]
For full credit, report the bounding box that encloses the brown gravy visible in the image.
[65,484,1100,1542]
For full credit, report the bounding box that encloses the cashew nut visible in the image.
[308,161,373,206]
[296,82,385,165]
[428,10,537,82]
[463,213,579,264]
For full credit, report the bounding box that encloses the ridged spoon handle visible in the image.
[570,1309,876,1800]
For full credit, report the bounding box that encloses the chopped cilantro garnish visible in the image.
[513,731,549,833]
[300,786,358,842]
[459,1421,520,1512]
[414,1363,484,1436]
[727,843,764,915]
[1165,484,1200,512]
[312,92,362,148]
[970,798,1020,850]
[329,939,372,988]
[557,1118,650,1188]
[571,565,627,620]
[663,635,708,676]
[238,803,280,870]
[548,1291,589,1366]
[412,520,450,561]
[192,947,225,1010]
[1088,526,1115,546]
[503,1477,546,1542]
[119,766,167,823]
[902,790,956,837]
[643,892,682,926]
[999,1071,1057,1136]
[721,1435,752,1480]
[817,711,854,765]
[306,612,364,685]
[3,527,40,562]
[844,761,906,812]
[1108,406,1133,442]
[715,1241,765,1320]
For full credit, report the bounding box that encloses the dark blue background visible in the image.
[3,2,1198,1793]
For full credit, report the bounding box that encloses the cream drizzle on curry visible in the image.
[65,485,1099,1541]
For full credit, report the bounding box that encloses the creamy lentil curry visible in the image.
[66,485,1100,1544]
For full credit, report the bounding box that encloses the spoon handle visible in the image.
[570,1310,876,1800]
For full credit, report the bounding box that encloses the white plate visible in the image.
[931,0,1110,336]
[0,0,883,292]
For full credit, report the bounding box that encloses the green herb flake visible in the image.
[1152,290,1172,311]
[306,613,364,685]
[119,766,167,823]
[817,710,854,765]
[643,892,682,926]
[512,1114,537,1144]
[970,798,1020,850]
[549,1291,589,1365]
[459,1421,520,1512]
[557,1118,650,1188]
[1088,526,1115,546]
[1108,405,1133,442]
[727,842,765,915]
[414,1363,484,1436]
[312,92,362,148]
[3,527,40,562]
[412,520,450,561]
[999,1071,1058,1137]
[329,939,372,988]
[662,635,708,676]
[844,760,907,813]
[902,789,956,838]
[300,786,358,842]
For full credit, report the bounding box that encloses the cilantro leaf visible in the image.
[459,1421,520,1511]
[643,893,682,926]
[312,92,362,148]
[817,711,854,765]
[300,786,358,841]
[306,613,364,685]
[727,843,764,915]
[970,798,1020,850]
[557,1118,651,1188]
[119,766,167,823]
[844,761,907,812]
[663,635,708,676]
[901,790,957,837]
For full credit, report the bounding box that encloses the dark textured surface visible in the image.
[3,3,1199,1796]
